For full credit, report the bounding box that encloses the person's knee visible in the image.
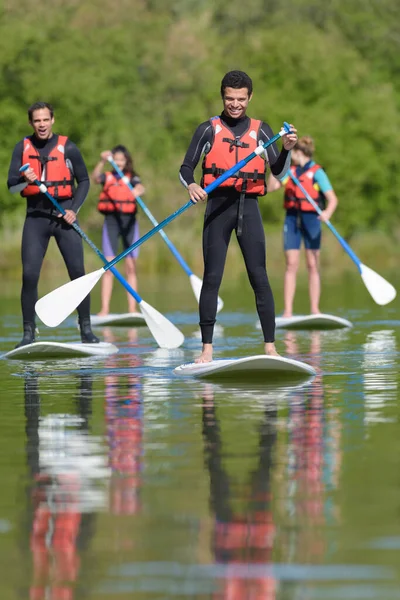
[247,266,271,291]
[203,271,223,291]
[125,259,136,276]
[306,251,320,272]
[22,265,41,289]
[286,256,300,273]
[67,261,85,280]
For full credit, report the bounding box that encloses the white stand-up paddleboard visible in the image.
[2,341,118,360]
[274,313,353,330]
[174,355,316,380]
[90,313,146,327]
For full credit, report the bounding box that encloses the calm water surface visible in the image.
[0,272,399,599]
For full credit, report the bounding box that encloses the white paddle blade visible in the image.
[360,263,397,306]
[189,273,224,313]
[35,269,105,327]
[139,300,184,349]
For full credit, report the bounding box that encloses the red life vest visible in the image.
[201,117,266,195]
[22,135,74,199]
[284,163,325,211]
[97,172,137,214]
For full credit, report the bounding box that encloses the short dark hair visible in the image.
[220,70,253,97]
[28,102,54,121]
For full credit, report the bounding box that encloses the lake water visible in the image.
[0,269,399,599]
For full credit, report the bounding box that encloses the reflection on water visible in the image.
[103,330,144,528]
[362,330,398,425]
[0,301,398,599]
[202,385,277,598]
[24,373,107,600]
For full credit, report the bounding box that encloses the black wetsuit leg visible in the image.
[199,195,275,344]
[21,214,52,325]
[20,214,91,324]
[199,196,237,344]
[236,198,275,343]
[53,218,90,321]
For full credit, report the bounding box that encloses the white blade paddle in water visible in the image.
[359,264,397,306]
[36,269,105,328]
[288,172,397,306]
[108,157,224,313]
[35,269,184,349]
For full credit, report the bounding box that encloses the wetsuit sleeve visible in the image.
[260,122,291,181]
[65,140,90,212]
[131,175,142,186]
[313,168,333,193]
[179,121,213,188]
[7,141,28,194]
[97,173,106,186]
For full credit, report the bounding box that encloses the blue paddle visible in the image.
[36,122,292,326]
[289,171,396,305]
[19,165,184,348]
[107,156,224,312]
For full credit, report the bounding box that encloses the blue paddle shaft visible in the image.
[288,171,361,271]
[108,158,193,276]
[106,122,291,271]
[19,164,142,302]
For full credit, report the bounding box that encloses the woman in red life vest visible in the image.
[92,145,145,315]
[267,137,338,317]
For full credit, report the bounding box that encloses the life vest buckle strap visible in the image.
[222,137,250,150]
[43,179,74,188]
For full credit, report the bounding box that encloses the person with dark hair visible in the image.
[7,101,99,347]
[91,146,145,315]
[267,136,338,317]
[179,70,298,362]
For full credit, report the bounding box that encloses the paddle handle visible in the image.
[19,164,143,302]
[106,122,291,270]
[107,157,193,277]
[288,171,362,272]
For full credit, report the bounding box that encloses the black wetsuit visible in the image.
[180,113,291,344]
[7,134,93,336]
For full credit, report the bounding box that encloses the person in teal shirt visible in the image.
[267,136,339,317]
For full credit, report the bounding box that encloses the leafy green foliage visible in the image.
[0,0,399,238]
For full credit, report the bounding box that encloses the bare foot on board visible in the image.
[264,342,280,357]
[97,310,109,317]
[195,343,213,364]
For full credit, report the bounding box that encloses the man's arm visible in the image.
[179,121,213,203]
[179,121,213,188]
[260,122,292,180]
[7,141,28,194]
[65,140,90,212]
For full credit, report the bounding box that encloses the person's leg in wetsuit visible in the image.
[236,198,277,354]
[54,219,99,343]
[197,195,277,363]
[197,196,236,363]
[18,214,52,347]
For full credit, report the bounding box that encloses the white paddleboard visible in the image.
[2,341,118,360]
[174,354,316,380]
[274,313,353,330]
[90,313,146,327]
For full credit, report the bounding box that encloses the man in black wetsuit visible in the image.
[179,71,298,363]
[7,101,99,347]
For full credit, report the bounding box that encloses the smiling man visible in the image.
[7,101,99,347]
[179,70,298,363]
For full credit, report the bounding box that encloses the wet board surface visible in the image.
[2,341,119,360]
[174,354,316,380]
[90,313,146,327]
[274,313,353,330]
